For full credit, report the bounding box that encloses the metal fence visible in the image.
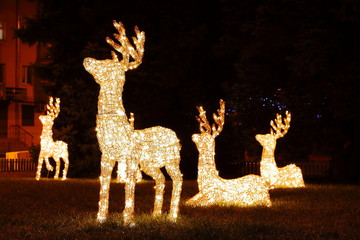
[0,158,37,172]
[295,162,330,177]
[232,161,330,177]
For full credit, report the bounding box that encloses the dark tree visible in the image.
[17,0,222,178]
[216,0,360,180]
[17,0,360,181]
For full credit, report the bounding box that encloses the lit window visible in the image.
[22,65,33,84]
[0,21,4,40]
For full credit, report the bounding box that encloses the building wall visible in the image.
[0,0,45,150]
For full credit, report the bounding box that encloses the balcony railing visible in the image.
[6,87,27,102]
[229,161,330,178]
[8,125,33,147]
[0,158,36,172]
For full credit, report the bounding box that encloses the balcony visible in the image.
[6,87,27,102]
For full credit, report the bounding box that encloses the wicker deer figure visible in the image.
[256,111,305,188]
[83,21,182,226]
[186,100,271,207]
[36,97,69,181]
[115,112,142,183]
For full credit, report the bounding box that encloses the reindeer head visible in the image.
[83,20,145,88]
[192,99,225,151]
[255,111,291,150]
[39,97,61,128]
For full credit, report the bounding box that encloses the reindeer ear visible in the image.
[111,51,119,61]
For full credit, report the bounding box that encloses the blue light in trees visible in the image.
[260,97,286,111]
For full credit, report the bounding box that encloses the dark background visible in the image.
[18,0,360,181]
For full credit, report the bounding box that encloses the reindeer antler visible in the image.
[211,99,225,138]
[196,99,225,137]
[270,111,291,139]
[196,106,212,134]
[129,112,135,128]
[106,20,145,70]
[46,97,60,119]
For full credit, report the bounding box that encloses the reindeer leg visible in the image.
[53,157,60,179]
[44,157,54,172]
[61,156,69,180]
[186,192,203,205]
[97,157,114,223]
[60,143,69,180]
[116,161,127,183]
[123,156,137,226]
[135,166,143,182]
[117,162,142,183]
[165,163,183,221]
[143,167,165,217]
[35,155,45,180]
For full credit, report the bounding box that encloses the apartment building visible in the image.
[0,0,48,156]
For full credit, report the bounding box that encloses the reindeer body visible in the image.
[256,112,305,189]
[135,127,181,169]
[36,98,69,181]
[84,21,182,226]
[186,100,271,207]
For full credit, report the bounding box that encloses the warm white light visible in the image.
[256,111,305,188]
[36,97,69,181]
[116,113,143,183]
[186,100,271,207]
[84,20,183,226]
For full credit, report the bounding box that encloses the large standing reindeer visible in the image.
[255,111,305,188]
[116,112,142,183]
[186,100,271,207]
[83,20,182,226]
[36,97,69,181]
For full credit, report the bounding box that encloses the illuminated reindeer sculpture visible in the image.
[36,97,69,181]
[186,100,271,207]
[115,112,143,183]
[83,21,182,226]
[256,111,305,188]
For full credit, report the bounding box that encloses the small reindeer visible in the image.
[83,21,182,226]
[36,97,69,181]
[186,99,271,207]
[256,111,305,188]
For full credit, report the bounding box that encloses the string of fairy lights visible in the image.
[84,20,182,226]
[256,111,305,188]
[186,99,272,207]
[36,97,69,181]
[36,20,306,227]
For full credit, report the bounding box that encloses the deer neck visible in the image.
[260,142,277,167]
[40,125,54,143]
[197,139,219,190]
[96,83,132,136]
[98,84,126,115]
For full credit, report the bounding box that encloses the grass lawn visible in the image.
[0,176,359,239]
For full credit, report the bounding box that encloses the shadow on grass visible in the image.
[0,179,359,239]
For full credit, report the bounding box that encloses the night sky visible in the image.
[18,0,360,180]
